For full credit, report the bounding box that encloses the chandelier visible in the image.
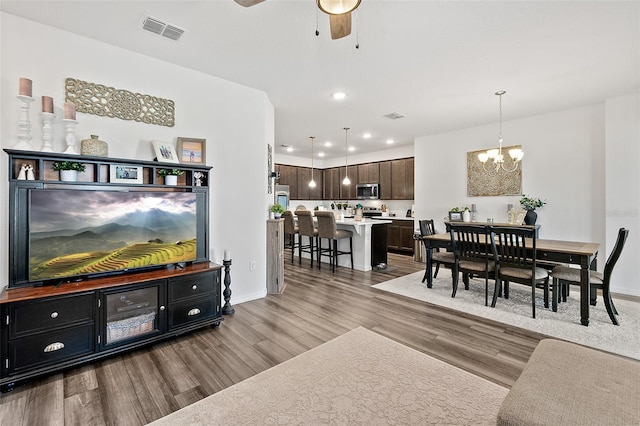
[308,136,316,188]
[342,127,351,185]
[478,91,524,172]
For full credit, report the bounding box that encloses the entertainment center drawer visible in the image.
[168,271,215,302]
[168,297,215,329]
[8,293,94,338]
[7,324,95,374]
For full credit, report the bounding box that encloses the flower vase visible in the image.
[462,210,471,223]
[524,209,537,225]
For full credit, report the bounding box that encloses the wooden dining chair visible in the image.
[550,228,629,325]
[419,219,455,284]
[448,223,496,306]
[490,226,550,318]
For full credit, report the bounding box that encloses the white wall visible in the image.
[1,12,271,303]
[415,101,639,296]
[604,93,640,296]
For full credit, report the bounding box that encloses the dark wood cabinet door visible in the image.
[405,158,414,200]
[277,165,298,199]
[323,168,339,201]
[367,163,380,183]
[391,160,406,200]
[339,165,357,200]
[297,167,311,200]
[309,169,323,200]
[379,161,392,200]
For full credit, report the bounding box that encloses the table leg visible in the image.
[424,246,433,288]
[580,264,590,326]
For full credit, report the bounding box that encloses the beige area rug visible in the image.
[374,271,640,360]
[150,327,508,425]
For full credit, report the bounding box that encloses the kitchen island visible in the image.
[296,217,392,272]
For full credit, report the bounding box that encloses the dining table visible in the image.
[420,230,600,326]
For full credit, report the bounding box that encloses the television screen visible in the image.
[29,189,198,282]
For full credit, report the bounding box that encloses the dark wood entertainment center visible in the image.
[0,149,222,392]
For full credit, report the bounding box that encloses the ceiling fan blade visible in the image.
[234,0,266,7]
[329,13,352,39]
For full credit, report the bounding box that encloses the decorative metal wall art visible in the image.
[64,78,175,127]
[467,145,522,196]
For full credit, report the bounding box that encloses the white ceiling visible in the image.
[2,1,638,160]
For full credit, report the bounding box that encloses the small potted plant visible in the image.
[269,203,285,219]
[53,161,86,182]
[157,168,184,186]
[520,194,546,225]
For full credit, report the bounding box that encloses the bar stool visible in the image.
[315,211,353,273]
[282,211,299,264]
[295,210,318,268]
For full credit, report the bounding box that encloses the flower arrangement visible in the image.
[52,161,86,172]
[449,206,470,212]
[157,168,184,177]
[520,194,546,211]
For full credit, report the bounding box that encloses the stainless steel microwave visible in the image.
[356,183,380,199]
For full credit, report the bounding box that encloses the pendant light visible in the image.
[478,91,524,172]
[342,127,351,185]
[308,136,316,188]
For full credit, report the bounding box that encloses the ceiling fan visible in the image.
[234,0,361,40]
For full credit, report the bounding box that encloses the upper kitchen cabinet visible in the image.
[276,164,298,199]
[390,158,414,200]
[297,167,323,200]
[379,161,392,199]
[323,167,340,201]
[339,165,358,200]
[357,163,380,184]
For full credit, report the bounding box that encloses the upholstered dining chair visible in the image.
[315,211,353,273]
[419,219,455,283]
[448,223,496,306]
[282,210,299,264]
[294,210,318,268]
[550,227,629,325]
[490,225,550,318]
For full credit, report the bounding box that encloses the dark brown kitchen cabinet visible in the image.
[387,220,415,254]
[339,165,358,200]
[276,165,298,199]
[323,168,340,201]
[390,158,414,200]
[379,161,392,199]
[307,168,323,200]
[296,167,323,200]
[357,163,379,184]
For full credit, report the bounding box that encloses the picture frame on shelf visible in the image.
[152,140,180,164]
[515,210,526,225]
[177,137,206,164]
[110,165,143,184]
[448,211,463,222]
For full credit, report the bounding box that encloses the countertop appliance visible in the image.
[356,183,380,199]
[362,207,382,218]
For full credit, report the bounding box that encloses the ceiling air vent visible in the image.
[141,16,185,41]
[384,112,405,120]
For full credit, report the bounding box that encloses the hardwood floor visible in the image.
[0,252,547,425]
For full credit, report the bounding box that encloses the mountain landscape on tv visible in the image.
[29,190,198,282]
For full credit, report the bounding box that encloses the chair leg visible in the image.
[602,286,620,325]
[434,262,440,278]
[552,278,559,312]
[531,281,536,319]
[349,237,353,269]
[298,235,303,265]
[317,237,322,270]
[332,240,337,273]
[543,280,549,309]
[491,278,501,308]
[451,263,459,298]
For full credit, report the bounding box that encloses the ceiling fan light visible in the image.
[317,0,361,15]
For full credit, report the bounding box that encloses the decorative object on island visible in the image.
[110,165,144,184]
[81,134,109,157]
[222,251,235,315]
[520,194,546,225]
[40,97,55,152]
[65,77,175,127]
[15,78,35,151]
[342,128,352,185]
[157,168,184,185]
[270,203,285,219]
[177,137,206,164]
[53,160,86,182]
[152,140,180,163]
[477,91,524,172]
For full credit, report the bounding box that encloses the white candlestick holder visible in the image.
[14,95,35,150]
[40,112,55,152]
[62,119,79,154]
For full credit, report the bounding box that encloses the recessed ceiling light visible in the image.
[318,152,325,157]
[286,146,293,152]
[324,141,332,147]
[348,147,355,152]
[386,139,395,145]
[363,133,371,139]
[332,92,346,100]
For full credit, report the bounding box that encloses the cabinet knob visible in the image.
[50,312,59,319]
[44,342,65,353]
[191,285,197,291]
[187,308,201,316]
[160,305,165,311]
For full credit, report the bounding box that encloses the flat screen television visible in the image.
[20,188,207,286]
